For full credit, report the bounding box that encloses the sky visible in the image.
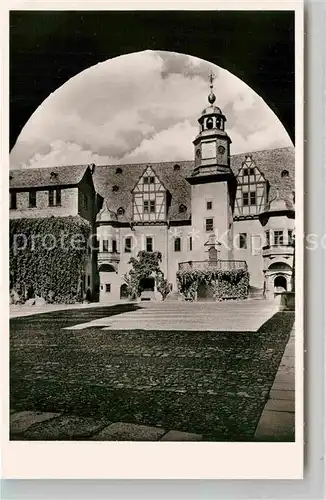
[10,50,293,170]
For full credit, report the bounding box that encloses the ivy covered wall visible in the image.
[176,267,250,301]
[10,216,91,303]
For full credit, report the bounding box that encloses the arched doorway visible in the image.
[197,281,215,301]
[274,275,287,291]
[139,277,155,292]
[120,283,128,299]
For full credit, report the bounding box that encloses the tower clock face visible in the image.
[218,145,226,154]
[202,141,216,159]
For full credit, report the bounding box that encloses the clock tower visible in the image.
[187,73,237,261]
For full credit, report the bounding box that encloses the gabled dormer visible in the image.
[234,155,268,217]
[132,166,166,222]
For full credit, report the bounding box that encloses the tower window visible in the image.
[274,230,284,246]
[206,201,212,210]
[174,237,181,252]
[206,117,214,129]
[288,230,294,245]
[188,236,193,251]
[112,239,117,253]
[29,190,37,208]
[105,284,111,293]
[205,218,214,232]
[146,237,153,252]
[281,169,289,178]
[103,240,109,252]
[10,192,17,210]
[125,237,132,253]
[239,233,247,249]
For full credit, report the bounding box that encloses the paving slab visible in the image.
[92,422,166,441]
[10,411,60,434]
[254,410,295,441]
[23,415,110,440]
[160,430,203,441]
[269,389,295,401]
[264,399,295,413]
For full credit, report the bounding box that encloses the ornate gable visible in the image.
[132,166,166,222]
[234,155,268,217]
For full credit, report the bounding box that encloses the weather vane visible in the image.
[209,71,215,89]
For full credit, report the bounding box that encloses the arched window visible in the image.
[179,204,187,213]
[117,207,125,216]
[281,169,289,178]
[112,185,119,192]
[206,117,214,129]
[115,167,122,174]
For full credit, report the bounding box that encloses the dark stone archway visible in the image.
[10,11,294,149]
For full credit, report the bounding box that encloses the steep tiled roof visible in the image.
[9,164,89,189]
[9,146,295,220]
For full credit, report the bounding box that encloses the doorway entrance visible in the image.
[274,275,287,291]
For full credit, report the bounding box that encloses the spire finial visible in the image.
[208,71,216,104]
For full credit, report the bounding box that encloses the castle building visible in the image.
[9,80,295,303]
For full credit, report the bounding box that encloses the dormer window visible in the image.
[173,164,180,171]
[50,172,58,179]
[179,204,187,213]
[112,185,119,192]
[117,207,125,216]
[281,169,289,178]
[115,167,122,174]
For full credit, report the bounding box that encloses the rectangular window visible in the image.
[189,236,192,251]
[103,240,109,252]
[87,275,91,287]
[249,167,255,176]
[149,176,155,184]
[265,230,270,246]
[105,284,111,293]
[288,230,294,245]
[112,239,117,253]
[274,230,284,246]
[143,177,149,185]
[205,218,214,232]
[250,191,256,205]
[150,200,156,213]
[242,192,249,206]
[29,190,36,208]
[206,201,212,210]
[48,189,54,207]
[239,233,247,249]
[10,192,17,210]
[125,237,132,253]
[146,236,153,252]
[243,168,249,177]
[56,188,61,206]
[144,200,149,213]
[174,237,181,252]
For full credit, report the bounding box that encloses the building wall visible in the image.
[233,219,265,288]
[10,187,79,219]
[190,181,232,260]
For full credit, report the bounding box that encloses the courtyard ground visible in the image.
[10,300,295,441]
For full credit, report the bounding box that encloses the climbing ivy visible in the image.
[10,216,91,303]
[176,267,249,301]
[123,251,170,300]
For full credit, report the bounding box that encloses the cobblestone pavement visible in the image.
[10,302,294,441]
